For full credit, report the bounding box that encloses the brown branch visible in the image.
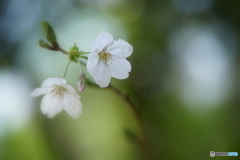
[57,47,68,55]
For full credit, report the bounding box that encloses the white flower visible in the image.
[87,31,133,88]
[30,78,82,118]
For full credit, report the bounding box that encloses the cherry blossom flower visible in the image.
[30,78,82,118]
[87,31,133,87]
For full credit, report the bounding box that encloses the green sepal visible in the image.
[69,55,78,63]
[79,55,88,60]
[41,21,58,46]
[68,44,80,62]
[68,44,90,62]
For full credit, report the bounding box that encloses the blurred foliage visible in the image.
[0,0,240,160]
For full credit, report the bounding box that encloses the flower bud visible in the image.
[69,44,80,62]
[69,44,79,53]
[79,73,85,80]
[78,73,86,92]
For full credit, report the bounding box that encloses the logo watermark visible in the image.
[210,151,238,157]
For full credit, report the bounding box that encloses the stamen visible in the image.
[99,51,114,65]
[50,86,63,101]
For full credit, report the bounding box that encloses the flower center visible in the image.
[51,86,63,101]
[99,51,114,65]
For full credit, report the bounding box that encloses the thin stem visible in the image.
[62,59,71,78]
[75,57,84,73]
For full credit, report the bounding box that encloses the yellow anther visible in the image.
[99,51,114,65]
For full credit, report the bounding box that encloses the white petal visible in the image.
[110,61,130,79]
[62,84,80,99]
[87,52,99,69]
[41,78,67,87]
[63,92,82,118]
[30,86,54,97]
[91,31,113,51]
[87,52,100,76]
[112,59,131,72]
[88,63,100,76]
[106,39,133,58]
[93,61,111,88]
[41,94,51,114]
[40,94,63,118]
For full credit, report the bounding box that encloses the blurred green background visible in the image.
[0,0,240,159]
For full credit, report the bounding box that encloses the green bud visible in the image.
[41,21,58,45]
[70,44,79,53]
[68,44,81,62]
[39,39,53,50]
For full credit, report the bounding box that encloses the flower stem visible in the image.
[62,59,71,78]
[75,57,83,73]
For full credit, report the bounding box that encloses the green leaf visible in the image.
[38,39,53,50]
[41,21,58,46]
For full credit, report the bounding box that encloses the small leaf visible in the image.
[41,21,58,45]
[38,39,53,50]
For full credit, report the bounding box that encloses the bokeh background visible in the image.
[0,0,240,159]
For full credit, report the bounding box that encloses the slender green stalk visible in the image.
[62,59,71,78]
[75,57,84,73]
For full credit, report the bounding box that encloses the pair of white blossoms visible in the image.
[31,31,133,118]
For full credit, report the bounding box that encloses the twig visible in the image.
[57,47,68,55]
